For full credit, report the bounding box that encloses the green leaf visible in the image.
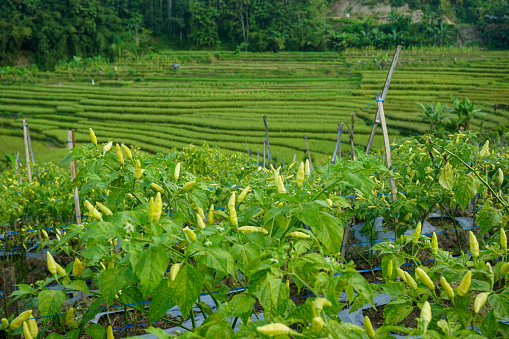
[453,173,477,210]
[196,246,234,276]
[383,300,413,325]
[476,200,502,235]
[81,243,110,264]
[229,293,256,325]
[135,243,169,298]
[145,326,172,339]
[149,279,175,324]
[480,309,498,338]
[99,269,125,303]
[60,153,74,166]
[65,280,90,294]
[168,264,205,318]
[84,324,107,339]
[119,286,146,312]
[310,212,343,254]
[253,274,289,320]
[489,294,509,319]
[343,172,376,196]
[38,289,66,325]
[439,162,453,191]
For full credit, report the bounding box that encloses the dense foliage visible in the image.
[0,0,508,68]
[1,129,509,338]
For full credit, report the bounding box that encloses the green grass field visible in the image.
[1,48,508,166]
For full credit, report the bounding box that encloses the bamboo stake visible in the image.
[263,141,266,168]
[22,119,32,183]
[346,122,356,161]
[26,125,38,182]
[293,154,296,163]
[257,149,260,166]
[366,45,402,154]
[331,123,344,164]
[376,93,397,202]
[305,133,313,172]
[15,151,20,183]
[67,130,82,224]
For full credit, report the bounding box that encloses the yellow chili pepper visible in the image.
[89,128,97,147]
[182,181,196,191]
[469,231,479,261]
[440,277,454,300]
[9,310,32,330]
[456,271,471,296]
[207,204,214,225]
[312,316,324,331]
[73,258,83,277]
[238,226,268,234]
[47,252,57,276]
[96,202,113,216]
[174,163,181,182]
[257,323,292,336]
[184,227,197,242]
[228,192,238,229]
[196,214,206,230]
[404,271,417,290]
[412,222,421,245]
[56,262,67,277]
[107,325,114,339]
[133,160,142,179]
[287,231,311,239]
[170,263,181,281]
[150,183,164,193]
[501,228,507,251]
[237,186,251,204]
[364,316,376,339]
[296,162,305,188]
[305,159,310,177]
[415,267,435,290]
[27,318,38,338]
[2,318,9,329]
[66,308,74,327]
[431,232,438,256]
[420,301,431,324]
[153,192,162,222]
[23,321,34,339]
[103,141,113,154]
[474,292,488,313]
[115,144,124,166]
[121,144,132,160]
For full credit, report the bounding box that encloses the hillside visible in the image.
[1,49,508,167]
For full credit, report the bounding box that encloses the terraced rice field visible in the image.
[0,49,508,163]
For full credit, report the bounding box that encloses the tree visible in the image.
[418,102,454,137]
[451,95,484,131]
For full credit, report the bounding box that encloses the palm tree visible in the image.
[451,95,484,131]
[418,102,453,137]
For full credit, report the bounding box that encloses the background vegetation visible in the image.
[0,0,508,69]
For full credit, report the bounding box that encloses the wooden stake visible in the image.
[293,154,296,163]
[331,123,344,164]
[15,151,20,183]
[305,133,313,172]
[346,122,356,161]
[263,140,266,168]
[376,94,397,202]
[1,267,18,319]
[257,149,260,166]
[22,119,32,183]
[67,130,82,224]
[263,115,272,166]
[366,45,402,154]
[26,125,38,182]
